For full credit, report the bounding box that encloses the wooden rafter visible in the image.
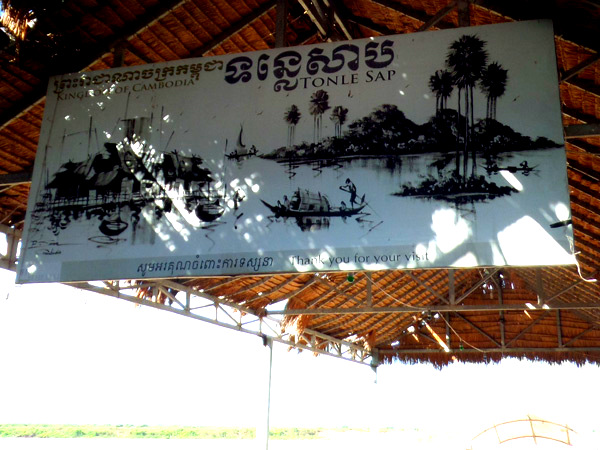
[189,0,278,56]
[454,313,502,347]
[561,53,600,83]
[565,123,600,138]
[371,0,455,29]
[269,302,600,315]
[418,1,457,31]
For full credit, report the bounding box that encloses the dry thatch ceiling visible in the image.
[0,0,599,366]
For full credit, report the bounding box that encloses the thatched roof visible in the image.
[1,0,600,366]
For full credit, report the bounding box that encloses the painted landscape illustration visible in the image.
[262,34,556,206]
[21,21,573,282]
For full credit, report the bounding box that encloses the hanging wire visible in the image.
[371,276,426,311]
[438,312,486,353]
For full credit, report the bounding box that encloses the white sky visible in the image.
[1,268,599,447]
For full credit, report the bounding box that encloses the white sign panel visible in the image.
[18,20,575,283]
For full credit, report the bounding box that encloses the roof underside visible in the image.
[1,0,600,366]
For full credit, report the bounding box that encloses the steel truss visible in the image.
[61,273,600,361]
[0,224,19,271]
[69,279,374,366]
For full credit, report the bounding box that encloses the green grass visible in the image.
[0,424,331,439]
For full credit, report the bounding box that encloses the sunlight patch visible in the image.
[431,208,470,254]
[499,171,523,191]
[497,216,574,265]
[452,252,478,267]
[553,202,570,221]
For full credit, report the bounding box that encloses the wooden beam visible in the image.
[495,274,506,348]
[347,15,394,35]
[536,268,545,305]
[562,106,599,125]
[366,272,372,307]
[564,75,600,98]
[475,1,598,53]
[406,271,449,304]
[563,325,600,347]
[448,269,455,304]
[313,273,364,306]
[0,171,32,186]
[419,1,457,31]
[371,0,454,29]
[454,312,502,347]
[561,53,600,83]
[544,275,596,305]
[322,0,354,40]
[556,310,563,347]
[189,0,278,57]
[267,277,320,306]
[268,301,600,316]
[242,274,306,304]
[454,269,500,305]
[565,123,600,138]
[568,139,600,155]
[297,0,329,38]
[505,311,550,348]
[567,159,600,182]
[445,313,451,347]
[112,40,126,68]
[303,278,340,308]
[457,0,471,27]
[275,0,288,48]
[318,274,420,336]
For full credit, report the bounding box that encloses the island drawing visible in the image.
[260,34,558,207]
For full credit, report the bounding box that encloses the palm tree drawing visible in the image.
[446,34,488,179]
[429,70,454,116]
[480,62,508,121]
[330,105,349,138]
[284,104,301,147]
[309,89,330,143]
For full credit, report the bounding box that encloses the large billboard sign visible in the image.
[18,20,575,283]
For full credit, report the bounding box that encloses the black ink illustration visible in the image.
[284,104,301,148]
[262,187,367,231]
[262,35,559,208]
[31,116,226,243]
[225,126,259,160]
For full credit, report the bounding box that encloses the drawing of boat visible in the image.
[194,196,224,222]
[261,188,366,218]
[484,160,536,176]
[226,126,259,159]
[99,217,129,236]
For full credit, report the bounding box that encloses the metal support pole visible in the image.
[445,312,451,348]
[258,336,273,450]
[497,276,506,348]
[0,225,20,271]
[366,272,372,307]
[448,269,455,305]
[112,41,126,67]
[275,0,287,48]
[457,0,470,27]
[556,310,563,347]
[370,348,379,383]
[536,268,545,306]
